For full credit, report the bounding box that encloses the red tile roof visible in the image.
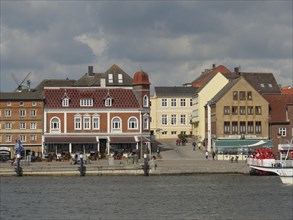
[281,86,293,94]
[192,65,231,87]
[264,94,293,123]
[44,88,140,108]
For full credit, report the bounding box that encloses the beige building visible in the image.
[150,87,195,139]
[206,76,270,152]
[191,72,230,141]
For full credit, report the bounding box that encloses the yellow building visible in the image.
[191,72,230,141]
[150,87,196,139]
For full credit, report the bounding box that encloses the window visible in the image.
[20,135,26,142]
[5,110,11,117]
[92,116,100,130]
[171,131,177,135]
[240,106,246,115]
[268,83,272,88]
[255,106,262,115]
[108,73,113,83]
[278,128,286,137]
[83,115,90,130]
[112,117,121,132]
[247,121,254,133]
[30,135,37,142]
[20,110,26,117]
[161,98,167,107]
[20,122,26,129]
[239,91,246,100]
[171,98,177,107]
[162,131,167,135]
[143,95,149,107]
[224,121,230,134]
[75,115,82,130]
[247,91,252,100]
[233,91,238,100]
[232,106,238,115]
[180,99,186,107]
[232,121,238,134]
[224,106,230,115]
[180,115,186,125]
[5,122,11,129]
[247,106,253,115]
[260,83,264,88]
[6,101,11,106]
[32,101,36,106]
[240,121,246,134]
[255,121,261,133]
[80,99,93,107]
[161,114,167,125]
[118,74,123,83]
[143,114,149,130]
[30,110,36,117]
[190,99,193,106]
[51,118,60,132]
[171,114,177,125]
[30,122,37,129]
[62,98,69,107]
[128,117,138,129]
[20,101,24,106]
[105,98,112,107]
[5,135,12,142]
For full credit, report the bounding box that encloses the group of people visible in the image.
[176,138,187,146]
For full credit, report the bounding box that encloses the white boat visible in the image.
[247,138,293,185]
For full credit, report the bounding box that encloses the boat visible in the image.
[247,138,293,185]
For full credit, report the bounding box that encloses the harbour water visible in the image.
[0,175,292,220]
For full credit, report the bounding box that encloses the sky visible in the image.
[1,1,292,92]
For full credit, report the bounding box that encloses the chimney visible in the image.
[212,64,216,69]
[234,67,240,74]
[88,66,94,76]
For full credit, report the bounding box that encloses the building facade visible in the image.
[0,91,44,160]
[150,87,195,139]
[42,65,151,159]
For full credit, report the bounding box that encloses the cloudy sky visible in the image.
[1,1,292,92]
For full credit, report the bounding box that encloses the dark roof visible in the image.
[0,90,44,100]
[74,64,133,87]
[154,86,197,97]
[240,72,281,94]
[34,79,76,91]
[44,88,140,108]
[207,78,241,105]
[264,94,293,123]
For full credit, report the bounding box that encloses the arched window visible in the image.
[74,114,81,130]
[128,117,138,129]
[112,117,121,132]
[143,114,149,130]
[50,117,60,133]
[143,95,149,107]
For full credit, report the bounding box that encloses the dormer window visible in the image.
[80,98,93,107]
[108,74,113,83]
[118,74,123,83]
[105,97,112,107]
[62,98,69,107]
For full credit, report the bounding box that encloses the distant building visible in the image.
[42,64,151,158]
[150,86,196,139]
[0,91,44,159]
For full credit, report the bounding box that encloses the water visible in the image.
[0,175,292,220]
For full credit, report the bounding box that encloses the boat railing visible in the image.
[247,158,293,168]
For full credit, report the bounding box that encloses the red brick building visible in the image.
[42,65,151,158]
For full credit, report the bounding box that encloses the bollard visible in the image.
[78,154,86,176]
[15,154,23,176]
[143,154,149,176]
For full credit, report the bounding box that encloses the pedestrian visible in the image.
[156,146,160,157]
[212,151,216,160]
[205,150,209,160]
[74,153,78,165]
[192,141,196,151]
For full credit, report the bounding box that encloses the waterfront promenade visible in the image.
[0,139,250,176]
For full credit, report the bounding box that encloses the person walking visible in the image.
[192,141,196,151]
[205,150,209,160]
[212,151,216,160]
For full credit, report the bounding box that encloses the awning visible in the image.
[215,139,272,148]
[110,136,137,144]
[44,136,97,143]
[247,140,267,148]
